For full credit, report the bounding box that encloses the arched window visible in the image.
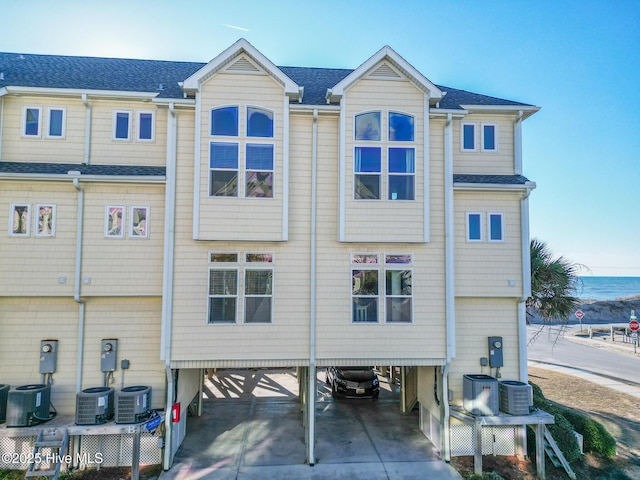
[247,107,274,137]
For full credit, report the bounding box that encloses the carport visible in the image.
[162,367,460,479]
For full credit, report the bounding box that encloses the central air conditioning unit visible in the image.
[6,384,51,427]
[499,380,533,415]
[463,374,499,416]
[115,386,152,424]
[76,387,114,425]
[0,384,9,423]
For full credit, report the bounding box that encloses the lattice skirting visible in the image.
[0,432,161,470]
[450,423,517,457]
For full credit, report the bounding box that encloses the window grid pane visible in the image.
[355,112,381,141]
[211,107,238,136]
[247,107,274,137]
[115,112,129,139]
[25,108,39,135]
[386,270,412,323]
[139,113,153,140]
[389,112,414,141]
[463,124,475,150]
[490,214,503,241]
[468,213,482,241]
[208,269,238,324]
[244,269,273,323]
[483,125,496,150]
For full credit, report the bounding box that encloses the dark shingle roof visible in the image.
[0,52,532,108]
[453,174,532,185]
[0,161,165,177]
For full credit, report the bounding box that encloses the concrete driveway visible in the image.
[160,368,460,479]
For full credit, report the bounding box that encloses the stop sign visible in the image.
[575,310,584,320]
[630,319,640,332]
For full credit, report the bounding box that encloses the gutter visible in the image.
[0,173,165,183]
[518,185,535,382]
[453,181,537,192]
[69,171,86,394]
[162,103,178,470]
[307,108,318,466]
[0,96,4,161]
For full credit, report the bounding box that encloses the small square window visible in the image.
[47,108,65,138]
[114,111,131,140]
[138,112,154,141]
[24,107,41,137]
[467,212,483,241]
[482,124,497,151]
[462,123,476,151]
[489,213,504,241]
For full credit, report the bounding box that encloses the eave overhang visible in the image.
[459,104,540,120]
[327,45,444,104]
[0,85,160,101]
[181,38,300,100]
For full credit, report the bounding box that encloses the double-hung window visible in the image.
[208,252,273,324]
[351,253,413,323]
[210,106,274,198]
[23,107,41,137]
[354,111,415,201]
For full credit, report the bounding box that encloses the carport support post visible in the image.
[307,365,316,465]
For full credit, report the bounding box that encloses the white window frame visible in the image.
[9,203,31,237]
[129,205,149,239]
[112,110,132,141]
[488,212,505,242]
[244,266,274,324]
[46,107,66,139]
[105,205,125,239]
[22,106,42,137]
[466,212,484,242]
[461,122,477,152]
[137,110,155,142]
[35,204,56,237]
[351,253,380,323]
[481,123,498,152]
[208,266,239,325]
[384,268,413,324]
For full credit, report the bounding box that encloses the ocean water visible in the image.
[578,276,640,301]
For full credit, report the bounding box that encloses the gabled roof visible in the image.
[0,43,536,111]
[182,38,300,100]
[326,45,444,104]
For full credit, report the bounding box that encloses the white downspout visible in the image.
[518,187,533,382]
[162,103,178,471]
[442,113,455,462]
[69,172,86,393]
[0,96,4,161]
[307,108,318,466]
[514,110,523,176]
[82,94,91,165]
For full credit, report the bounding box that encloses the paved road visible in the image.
[527,324,640,385]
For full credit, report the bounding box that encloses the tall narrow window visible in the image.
[114,111,131,140]
[9,204,30,236]
[210,142,239,197]
[245,144,274,198]
[467,212,483,241]
[208,269,238,324]
[138,112,154,141]
[385,270,412,323]
[489,213,504,241]
[352,269,379,322]
[462,123,476,151]
[24,107,41,136]
[388,148,415,200]
[244,269,273,323]
[482,124,497,151]
[211,106,238,136]
[35,204,56,237]
[354,147,381,200]
[47,108,65,138]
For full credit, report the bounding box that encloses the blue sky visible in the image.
[2,0,639,275]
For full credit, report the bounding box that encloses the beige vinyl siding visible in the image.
[88,100,167,166]
[1,96,86,162]
[81,297,165,409]
[0,181,77,296]
[448,298,521,406]
[196,72,285,241]
[454,191,523,297]
[81,183,165,296]
[453,115,516,175]
[0,298,79,414]
[343,78,426,242]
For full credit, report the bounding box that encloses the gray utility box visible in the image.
[463,374,499,416]
[499,380,533,415]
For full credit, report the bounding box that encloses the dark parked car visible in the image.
[325,366,379,398]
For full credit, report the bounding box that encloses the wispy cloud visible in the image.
[223,24,250,32]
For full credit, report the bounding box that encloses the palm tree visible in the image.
[527,238,580,323]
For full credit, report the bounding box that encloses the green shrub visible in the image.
[581,417,617,457]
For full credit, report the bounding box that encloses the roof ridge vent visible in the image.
[225,55,260,73]
[0,72,4,80]
[368,62,402,79]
